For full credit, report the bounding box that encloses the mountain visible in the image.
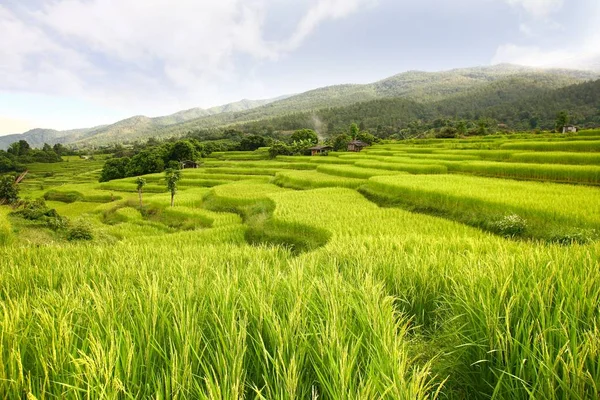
[2,64,598,148]
[0,96,288,150]
[137,64,599,140]
[224,78,600,134]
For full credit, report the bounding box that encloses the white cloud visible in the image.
[0,0,373,117]
[493,1,600,71]
[285,0,376,50]
[504,0,563,18]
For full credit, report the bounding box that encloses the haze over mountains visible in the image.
[1,64,598,149]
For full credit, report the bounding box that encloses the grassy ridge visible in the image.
[449,161,600,185]
[274,170,365,189]
[364,174,600,241]
[316,164,405,179]
[500,140,600,152]
[354,160,448,174]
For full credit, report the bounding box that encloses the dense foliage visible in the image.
[0,140,66,173]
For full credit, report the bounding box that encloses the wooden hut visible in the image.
[562,125,578,134]
[309,145,333,156]
[180,160,199,169]
[347,140,368,152]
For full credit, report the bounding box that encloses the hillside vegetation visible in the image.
[1,64,597,148]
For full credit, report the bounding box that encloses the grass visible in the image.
[0,207,12,245]
[354,160,449,174]
[2,135,600,398]
[500,140,600,152]
[316,164,406,179]
[363,174,600,241]
[273,170,365,189]
[450,161,600,185]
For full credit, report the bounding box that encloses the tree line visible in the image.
[0,141,70,173]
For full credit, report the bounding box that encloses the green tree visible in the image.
[165,168,182,207]
[290,129,318,145]
[555,111,570,132]
[136,177,146,208]
[99,157,130,182]
[239,135,267,151]
[356,131,377,145]
[331,134,351,152]
[170,140,196,161]
[349,123,359,139]
[126,151,165,177]
[53,143,66,156]
[268,141,292,159]
[0,175,19,204]
[456,120,467,136]
[7,140,31,157]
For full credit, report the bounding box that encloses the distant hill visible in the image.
[1,64,598,148]
[0,96,288,150]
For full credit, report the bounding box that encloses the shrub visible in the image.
[489,214,527,237]
[67,220,94,241]
[0,175,19,204]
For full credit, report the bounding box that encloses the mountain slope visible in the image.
[0,97,287,150]
[2,64,598,148]
[222,78,600,134]
[132,64,598,141]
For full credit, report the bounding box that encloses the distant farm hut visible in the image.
[180,160,199,169]
[347,140,368,152]
[309,145,333,156]
[562,125,578,134]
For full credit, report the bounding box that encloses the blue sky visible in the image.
[1,0,598,134]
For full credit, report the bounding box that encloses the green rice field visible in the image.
[1,131,600,399]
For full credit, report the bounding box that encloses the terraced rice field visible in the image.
[1,131,600,399]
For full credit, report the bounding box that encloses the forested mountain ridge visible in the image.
[1,64,598,148]
[222,78,600,136]
[121,64,598,142]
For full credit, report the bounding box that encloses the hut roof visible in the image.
[348,140,367,147]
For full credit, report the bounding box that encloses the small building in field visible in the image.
[347,140,368,152]
[180,160,199,169]
[309,145,333,156]
[562,125,578,134]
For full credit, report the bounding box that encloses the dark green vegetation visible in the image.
[2,64,598,150]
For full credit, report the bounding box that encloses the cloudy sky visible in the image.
[0,0,598,134]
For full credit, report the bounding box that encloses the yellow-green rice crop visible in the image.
[364,174,600,240]
[274,170,365,189]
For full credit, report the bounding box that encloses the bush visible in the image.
[551,229,597,245]
[67,220,94,241]
[0,175,19,204]
[489,214,527,238]
[44,190,84,203]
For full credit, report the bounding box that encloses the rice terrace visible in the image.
[0,127,598,399]
[2,1,600,398]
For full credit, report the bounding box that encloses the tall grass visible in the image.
[452,161,600,185]
[508,151,600,165]
[0,207,12,246]
[316,164,405,179]
[274,170,365,189]
[354,160,448,174]
[501,140,600,152]
[364,174,600,241]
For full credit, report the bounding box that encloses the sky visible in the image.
[0,0,599,135]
